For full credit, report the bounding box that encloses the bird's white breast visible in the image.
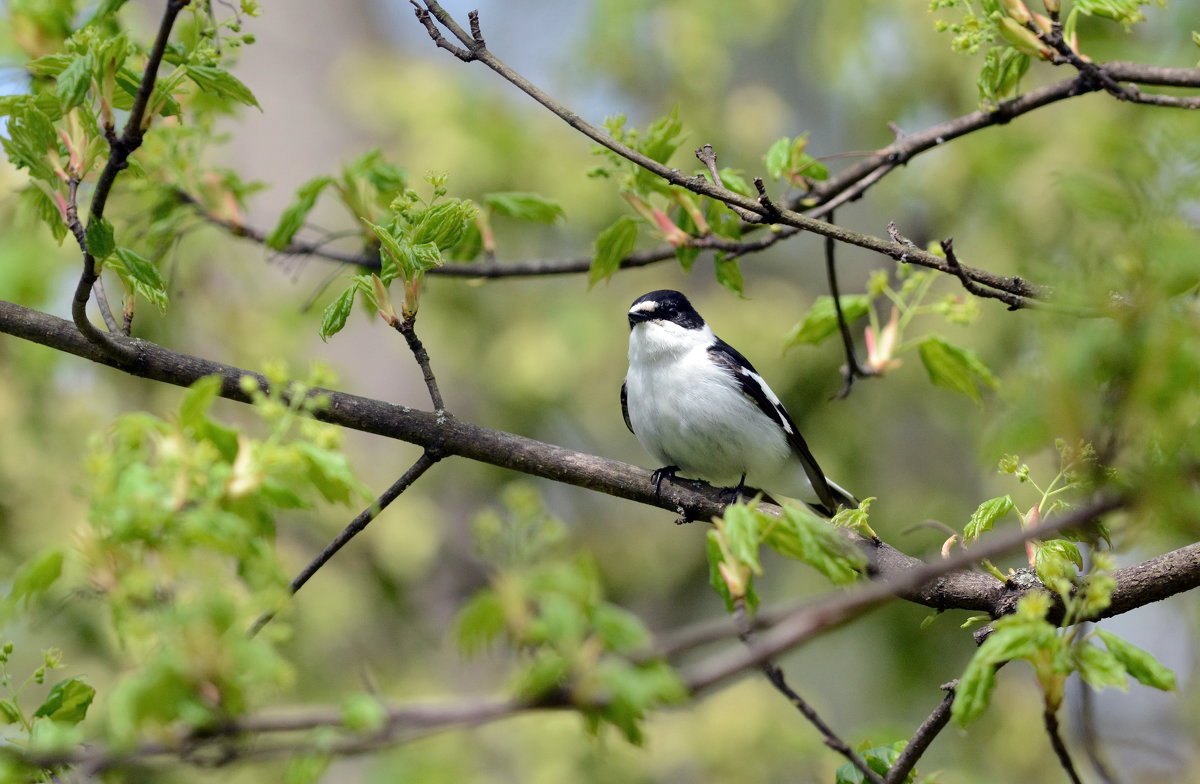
[625,322,811,497]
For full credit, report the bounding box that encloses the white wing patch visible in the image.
[739,367,793,435]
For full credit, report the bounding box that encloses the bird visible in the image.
[622,289,856,517]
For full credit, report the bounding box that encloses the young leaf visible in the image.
[1074,641,1129,691]
[785,295,871,347]
[706,531,735,612]
[85,217,116,260]
[763,137,791,180]
[184,64,261,109]
[33,678,95,725]
[111,248,169,312]
[483,191,565,224]
[963,495,1014,541]
[265,176,335,250]
[770,506,866,585]
[589,215,638,287]
[319,286,357,342]
[363,220,410,282]
[55,53,94,111]
[714,255,744,296]
[1095,629,1176,691]
[918,336,998,402]
[720,503,765,574]
[9,549,64,602]
[411,199,477,251]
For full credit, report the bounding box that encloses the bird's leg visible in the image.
[718,473,749,504]
[650,465,680,498]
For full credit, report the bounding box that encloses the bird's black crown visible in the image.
[627,290,705,330]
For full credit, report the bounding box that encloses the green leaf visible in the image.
[88,0,129,22]
[1075,641,1129,691]
[363,221,407,282]
[836,741,906,783]
[297,442,364,504]
[918,336,998,402]
[9,549,64,602]
[25,54,73,78]
[638,108,684,165]
[319,286,357,341]
[339,693,386,733]
[1034,539,1083,591]
[179,375,222,431]
[592,604,650,653]
[720,503,765,574]
[33,678,95,726]
[0,698,21,725]
[785,295,871,347]
[185,64,261,109]
[265,176,335,250]
[589,215,639,287]
[85,217,116,260]
[111,247,169,312]
[284,754,332,784]
[455,590,506,656]
[763,137,790,180]
[978,46,1031,104]
[483,191,564,223]
[952,653,998,726]
[964,495,1014,541]
[55,53,94,111]
[1095,629,1176,691]
[514,650,570,699]
[714,255,744,296]
[411,199,477,251]
[953,619,1053,726]
[706,531,735,612]
[771,506,866,585]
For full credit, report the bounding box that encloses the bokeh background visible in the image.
[1,0,1197,781]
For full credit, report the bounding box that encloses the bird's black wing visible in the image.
[621,380,633,434]
[707,338,846,514]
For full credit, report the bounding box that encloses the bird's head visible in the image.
[627,290,710,357]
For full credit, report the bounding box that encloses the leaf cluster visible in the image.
[453,485,686,745]
[587,110,751,293]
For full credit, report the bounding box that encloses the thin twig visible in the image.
[825,209,872,398]
[248,451,441,636]
[92,277,121,333]
[682,496,1126,693]
[1075,623,1121,784]
[695,144,762,222]
[408,2,1049,307]
[733,597,885,784]
[941,237,1028,310]
[390,316,445,412]
[886,684,955,783]
[1045,707,1085,784]
[71,0,191,358]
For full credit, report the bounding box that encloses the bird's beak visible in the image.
[628,310,652,328]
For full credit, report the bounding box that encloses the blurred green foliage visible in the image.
[0,0,1196,782]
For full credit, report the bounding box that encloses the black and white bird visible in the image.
[622,289,856,517]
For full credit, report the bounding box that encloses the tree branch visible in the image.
[886,685,955,784]
[732,598,884,784]
[71,0,191,359]
[3,298,1198,632]
[408,2,1045,307]
[1045,706,1085,784]
[248,450,441,636]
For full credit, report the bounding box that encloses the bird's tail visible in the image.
[810,477,858,519]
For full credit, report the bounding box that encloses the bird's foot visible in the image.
[650,465,680,499]
[718,473,750,505]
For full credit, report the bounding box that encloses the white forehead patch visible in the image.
[629,300,659,314]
